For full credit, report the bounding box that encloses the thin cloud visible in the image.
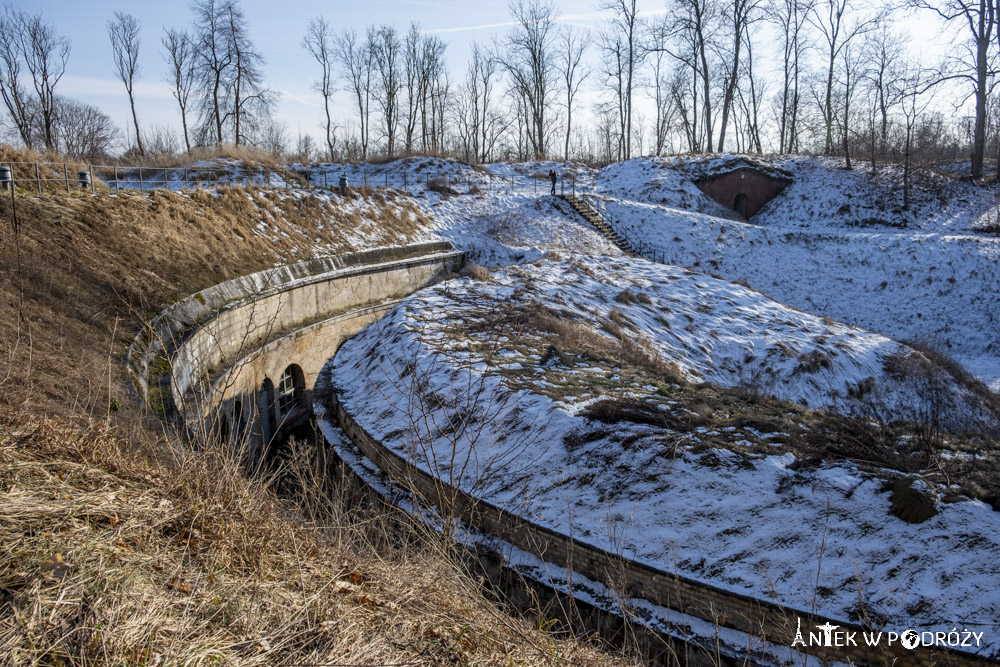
[59,76,174,100]
[424,20,518,34]
[425,7,667,35]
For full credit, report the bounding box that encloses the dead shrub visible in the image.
[793,349,831,375]
[614,289,637,305]
[427,176,458,196]
[461,263,492,282]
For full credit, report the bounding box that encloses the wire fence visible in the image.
[0,160,590,197]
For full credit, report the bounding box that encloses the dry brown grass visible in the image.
[0,412,633,666]
[0,183,637,665]
[0,186,426,415]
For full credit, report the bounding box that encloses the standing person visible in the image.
[549,168,557,195]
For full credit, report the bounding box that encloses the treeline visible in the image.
[1,0,999,175]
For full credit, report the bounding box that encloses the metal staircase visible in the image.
[558,193,637,256]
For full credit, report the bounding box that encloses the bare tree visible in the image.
[418,34,447,153]
[808,0,883,155]
[599,0,642,159]
[162,28,195,152]
[645,18,678,155]
[335,28,374,160]
[861,23,904,169]
[223,1,274,146]
[303,16,337,160]
[403,22,422,155]
[500,0,559,159]
[191,0,231,145]
[108,12,144,155]
[460,41,504,163]
[371,25,403,157]
[431,61,451,153]
[598,28,628,159]
[188,0,273,147]
[716,0,763,152]
[767,0,812,152]
[898,67,935,209]
[836,39,864,168]
[53,96,119,162]
[737,22,766,152]
[0,8,70,152]
[557,26,588,161]
[0,8,34,148]
[911,0,995,179]
[661,0,717,152]
[259,117,288,158]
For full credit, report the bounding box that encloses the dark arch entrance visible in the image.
[259,377,276,447]
[733,193,748,218]
[277,364,307,423]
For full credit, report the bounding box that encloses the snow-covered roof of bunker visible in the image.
[688,155,794,184]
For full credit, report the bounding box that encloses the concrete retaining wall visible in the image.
[319,381,994,667]
[126,241,464,453]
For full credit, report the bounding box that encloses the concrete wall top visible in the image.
[125,240,458,404]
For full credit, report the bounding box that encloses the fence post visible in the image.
[114,166,119,193]
[385,173,388,188]
[138,166,143,190]
[89,165,95,193]
[64,163,69,192]
[34,163,40,193]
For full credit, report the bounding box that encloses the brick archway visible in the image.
[695,167,790,219]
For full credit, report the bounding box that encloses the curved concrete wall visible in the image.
[129,240,993,667]
[126,241,464,452]
[317,379,994,667]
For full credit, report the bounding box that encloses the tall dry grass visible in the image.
[0,181,637,665]
[0,408,634,666]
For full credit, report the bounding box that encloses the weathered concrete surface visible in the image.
[126,242,463,454]
[126,241,455,404]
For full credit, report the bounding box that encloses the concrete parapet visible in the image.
[126,241,464,453]
[320,380,996,667]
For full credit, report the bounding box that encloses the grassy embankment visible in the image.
[0,146,632,666]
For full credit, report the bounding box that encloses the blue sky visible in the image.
[9,0,952,153]
[13,0,659,148]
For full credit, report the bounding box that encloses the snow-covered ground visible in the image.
[328,256,1000,657]
[589,155,1000,391]
[134,152,1000,657]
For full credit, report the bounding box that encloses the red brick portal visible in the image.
[695,168,789,219]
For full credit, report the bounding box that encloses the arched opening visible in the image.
[259,377,276,446]
[733,193,749,218]
[232,398,244,443]
[277,364,306,421]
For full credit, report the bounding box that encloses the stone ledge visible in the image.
[322,381,995,667]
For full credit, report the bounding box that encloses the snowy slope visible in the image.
[329,257,1000,656]
[589,156,1000,391]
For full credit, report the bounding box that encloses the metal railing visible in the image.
[0,159,598,197]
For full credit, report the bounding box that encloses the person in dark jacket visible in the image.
[549,168,557,195]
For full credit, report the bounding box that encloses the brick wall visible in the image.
[695,169,789,219]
